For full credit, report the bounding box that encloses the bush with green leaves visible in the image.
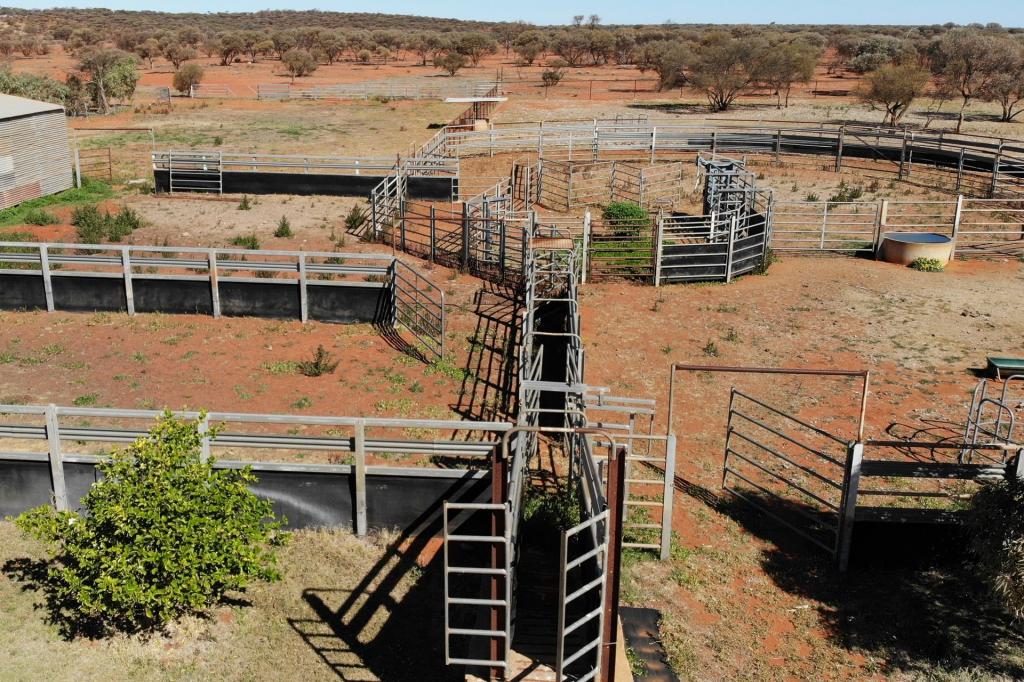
[602,201,651,236]
[345,204,369,232]
[968,476,1024,618]
[909,257,944,272]
[23,208,60,226]
[274,215,293,238]
[15,413,287,635]
[230,233,260,250]
[297,344,339,377]
[71,204,144,243]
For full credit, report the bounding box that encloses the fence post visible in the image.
[660,434,677,560]
[990,142,1004,198]
[601,447,628,679]
[956,147,965,193]
[725,216,738,283]
[581,209,591,284]
[354,420,367,536]
[429,204,437,264]
[775,129,782,163]
[653,211,664,287]
[650,127,657,163]
[39,244,54,313]
[711,131,717,156]
[820,203,829,250]
[567,163,574,208]
[874,199,889,256]
[203,250,221,318]
[461,202,470,271]
[835,125,845,172]
[120,247,135,315]
[45,404,68,511]
[836,441,863,572]
[297,254,309,323]
[198,414,211,463]
[951,194,963,260]
[73,147,82,189]
[898,132,908,180]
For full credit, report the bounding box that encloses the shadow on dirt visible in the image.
[674,475,1024,678]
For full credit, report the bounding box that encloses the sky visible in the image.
[4,0,1023,27]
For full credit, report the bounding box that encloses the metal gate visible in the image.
[556,509,609,682]
[168,150,223,194]
[722,389,851,555]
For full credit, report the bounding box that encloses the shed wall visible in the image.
[0,110,73,210]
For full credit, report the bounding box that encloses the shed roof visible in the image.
[0,93,65,120]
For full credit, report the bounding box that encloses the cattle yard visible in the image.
[2,64,1024,682]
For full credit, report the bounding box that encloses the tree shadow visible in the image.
[288,496,483,680]
[673,474,1024,678]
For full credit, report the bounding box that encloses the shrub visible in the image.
[702,340,719,357]
[752,247,778,276]
[282,48,317,81]
[602,201,650,236]
[71,205,107,243]
[909,257,944,272]
[804,192,820,202]
[230,234,260,250]
[434,51,467,77]
[274,216,293,238]
[106,206,144,242]
[345,204,369,232]
[24,208,59,225]
[237,195,252,211]
[172,63,204,94]
[297,345,339,377]
[968,477,1024,618]
[541,63,567,88]
[14,413,287,635]
[828,181,864,205]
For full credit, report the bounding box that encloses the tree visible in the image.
[859,63,930,125]
[456,32,497,66]
[162,42,196,70]
[572,15,585,28]
[968,476,1024,618]
[935,29,1015,132]
[15,413,286,635]
[645,41,691,90]
[587,30,615,65]
[689,33,766,111]
[78,48,136,114]
[271,30,296,59]
[494,22,528,56]
[981,49,1024,122]
[513,30,546,66]
[761,42,819,108]
[435,51,467,77]
[319,31,346,64]
[134,37,160,69]
[216,32,244,66]
[552,31,590,67]
[587,14,601,29]
[173,63,204,95]
[282,48,317,82]
[541,59,567,88]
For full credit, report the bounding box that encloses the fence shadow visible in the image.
[453,283,523,423]
[673,475,1024,678]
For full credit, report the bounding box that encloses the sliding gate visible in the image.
[722,389,852,556]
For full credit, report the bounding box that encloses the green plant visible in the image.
[237,196,252,211]
[71,205,107,243]
[296,345,339,377]
[804,192,820,202]
[602,201,651,236]
[230,234,260,250]
[106,206,144,242]
[345,204,368,232]
[14,413,287,635]
[274,216,293,238]
[23,208,59,225]
[909,257,944,272]
[0,178,113,228]
[72,393,99,406]
[968,477,1024,618]
[828,180,864,205]
[702,340,719,357]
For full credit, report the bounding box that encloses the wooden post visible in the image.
[208,250,221,318]
[39,245,54,312]
[836,441,863,572]
[835,125,845,172]
[120,247,135,315]
[874,199,889,256]
[601,447,627,680]
[45,404,68,511]
[354,420,367,536]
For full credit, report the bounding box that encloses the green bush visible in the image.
[229,234,261,250]
[827,181,864,205]
[71,205,107,244]
[71,205,145,244]
[274,216,293,238]
[345,204,369,232]
[968,477,1024,618]
[15,413,287,635]
[909,257,944,272]
[0,179,113,228]
[237,196,252,211]
[602,202,651,237]
[23,208,59,226]
[296,345,339,377]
